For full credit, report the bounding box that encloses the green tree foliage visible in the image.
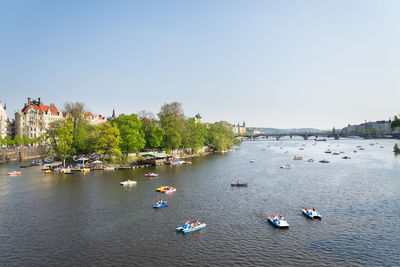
[22,134,31,146]
[13,135,23,146]
[63,102,89,154]
[394,143,400,155]
[182,118,206,153]
[112,114,146,155]
[206,121,234,151]
[391,116,400,131]
[45,120,74,167]
[158,102,185,150]
[0,136,4,146]
[95,122,122,158]
[5,135,14,146]
[143,123,164,149]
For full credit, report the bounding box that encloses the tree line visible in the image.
[43,102,235,165]
[391,115,400,155]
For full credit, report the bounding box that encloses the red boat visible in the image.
[8,170,22,176]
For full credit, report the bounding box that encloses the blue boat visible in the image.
[153,201,167,208]
[319,160,330,163]
[176,222,206,234]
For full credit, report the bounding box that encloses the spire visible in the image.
[112,109,115,118]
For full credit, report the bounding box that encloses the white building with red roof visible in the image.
[15,97,63,138]
[83,112,107,125]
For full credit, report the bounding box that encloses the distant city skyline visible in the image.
[1,1,399,129]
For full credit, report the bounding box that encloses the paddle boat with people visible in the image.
[120,180,137,186]
[267,214,289,228]
[176,219,206,234]
[280,163,292,169]
[302,208,322,219]
[156,186,168,192]
[153,200,167,208]
[161,186,176,193]
[145,173,158,177]
[307,158,314,163]
[8,170,22,176]
[231,180,248,187]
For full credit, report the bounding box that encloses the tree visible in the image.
[182,118,206,153]
[391,116,400,131]
[0,136,4,146]
[143,123,164,149]
[112,114,146,156]
[5,135,14,146]
[63,102,88,154]
[45,120,74,167]
[13,135,23,146]
[206,121,234,151]
[95,122,122,158]
[158,102,185,151]
[22,134,31,146]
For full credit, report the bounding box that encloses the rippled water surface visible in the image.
[1,139,400,266]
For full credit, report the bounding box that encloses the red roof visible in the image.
[22,104,59,115]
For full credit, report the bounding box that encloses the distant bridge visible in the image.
[235,132,400,141]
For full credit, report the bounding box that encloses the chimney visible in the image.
[28,97,31,105]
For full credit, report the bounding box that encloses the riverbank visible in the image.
[0,147,43,164]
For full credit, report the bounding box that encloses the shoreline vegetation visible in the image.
[391,116,400,155]
[40,101,238,167]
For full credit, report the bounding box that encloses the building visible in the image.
[0,102,7,138]
[15,97,63,138]
[232,122,246,135]
[7,119,15,138]
[195,113,202,124]
[341,119,394,135]
[84,112,107,125]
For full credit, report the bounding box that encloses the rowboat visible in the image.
[176,223,206,234]
[302,209,322,219]
[231,182,248,187]
[267,215,289,228]
[145,173,158,177]
[153,201,167,208]
[8,170,22,176]
[319,160,330,163]
[293,156,303,160]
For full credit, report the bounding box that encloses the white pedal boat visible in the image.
[302,209,322,219]
[267,215,289,228]
[120,180,137,186]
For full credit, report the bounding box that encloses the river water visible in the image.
[0,139,399,266]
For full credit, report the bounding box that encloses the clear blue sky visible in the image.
[1,0,399,129]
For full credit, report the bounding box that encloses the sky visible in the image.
[1,0,399,129]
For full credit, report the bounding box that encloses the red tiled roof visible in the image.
[22,104,59,115]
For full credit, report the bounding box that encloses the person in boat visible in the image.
[231,180,235,184]
[237,180,240,184]
[313,208,316,211]
[306,208,309,213]
[193,219,199,227]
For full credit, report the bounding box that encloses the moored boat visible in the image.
[302,208,322,219]
[267,215,289,228]
[8,170,22,176]
[80,168,90,172]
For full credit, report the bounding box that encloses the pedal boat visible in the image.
[8,170,22,176]
[120,180,137,186]
[267,216,289,228]
[176,223,206,234]
[153,201,167,208]
[280,163,292,169]
[162,187,176,193]
[302,209,322,219]
[156,186,167,192]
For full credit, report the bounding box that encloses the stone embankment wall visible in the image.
[0,147,43,164]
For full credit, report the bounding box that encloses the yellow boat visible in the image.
[44,170,52,173]
[156,186,167,192]
[81,168,91,172]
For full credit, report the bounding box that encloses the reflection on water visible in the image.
[0,138,399,266]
